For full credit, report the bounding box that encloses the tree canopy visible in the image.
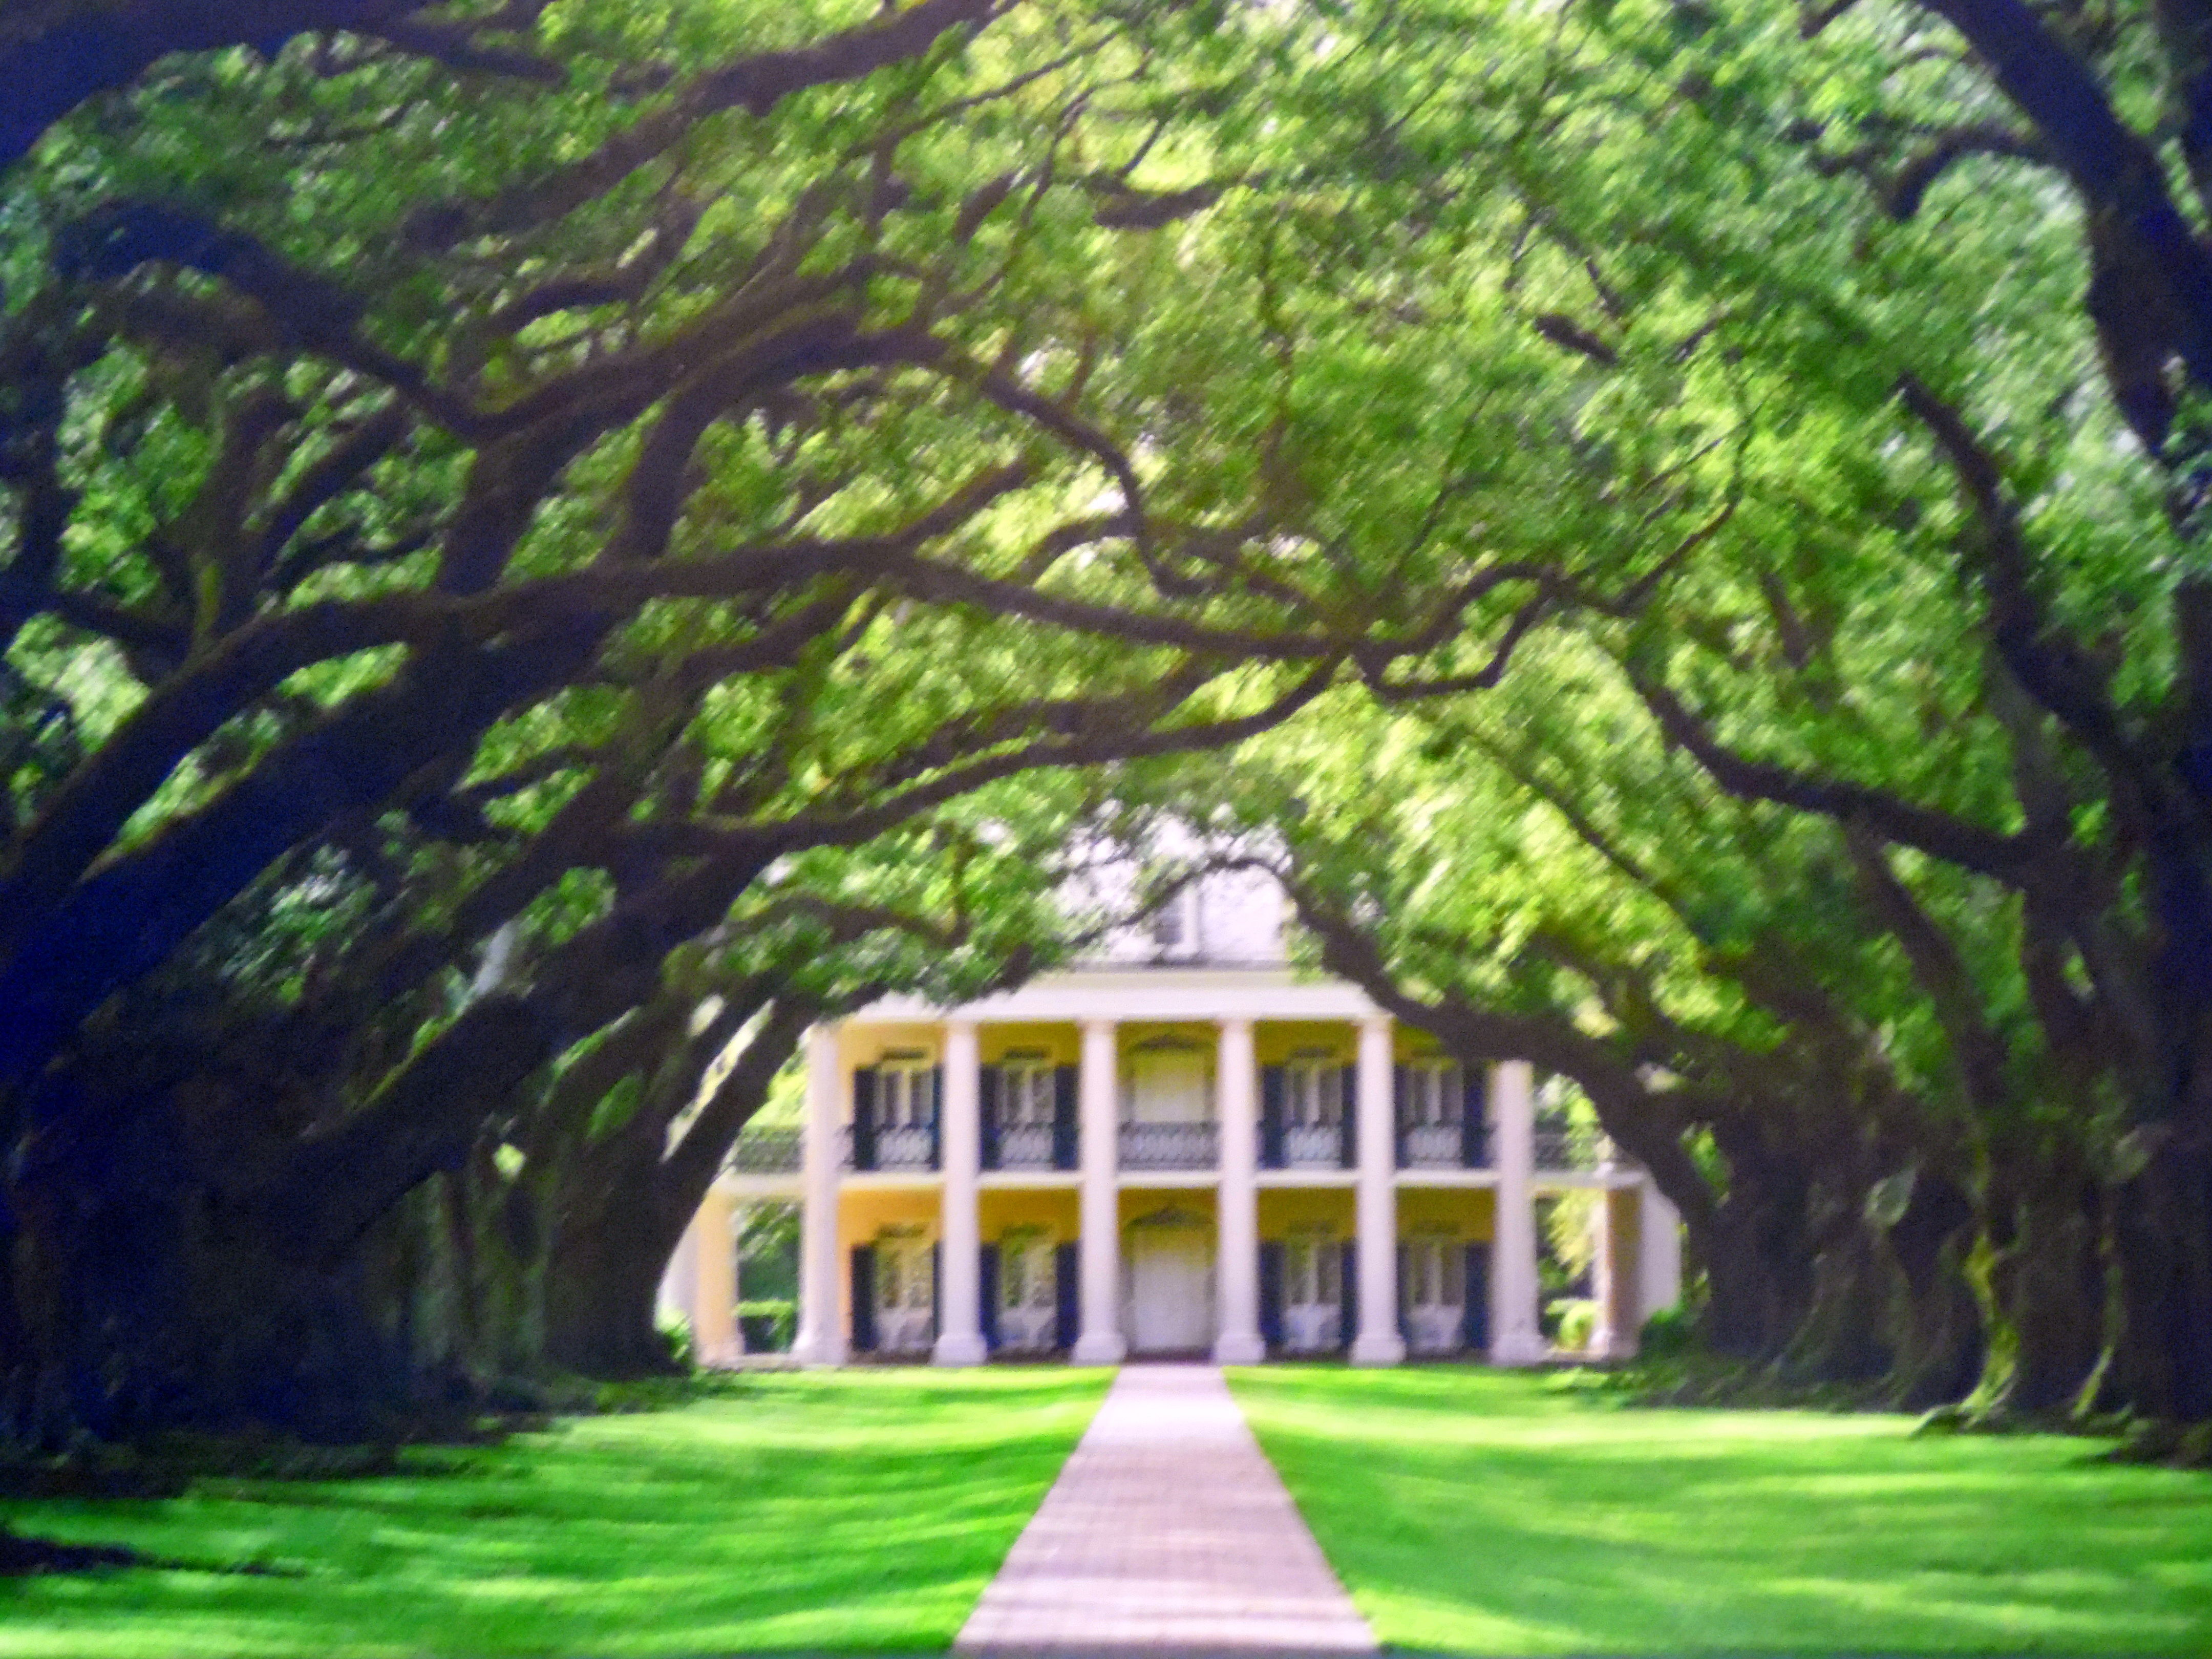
[6,0,2212,1443]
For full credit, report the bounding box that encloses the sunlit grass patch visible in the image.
[2,1368,1109,1657]
[1229,1365,2212,1655]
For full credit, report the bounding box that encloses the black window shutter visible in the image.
[1393,1061,1410,1124]
[980,1245,1001,1351]
[852,1068,879,1170]
[930,1242,942,1342]
[928,1066,944,1167]
[980,1066,1004,1170]
[1053,1241,1080,1349]
[850,1245,877,1352]
[1260,1067,1287,1168]
[1462,1067,1489,1168]
[1339,1241,1358,1351]
[1398,1242,1413,1342]
[1464,1243,1492,1352]
[1338,1067,1359,1168]
[1258,1242,1286,1350]
[1051,1067,1079,1169]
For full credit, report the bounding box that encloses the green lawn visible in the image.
[1,1369,1109,1658]
[1229,1366,2212,1655]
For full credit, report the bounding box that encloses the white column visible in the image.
[1590,1186,1619,1359]
[692,1186,739,1367]
[1072,1018,1126,1364]
[1639,1172,1684,1322]
[934,1019,987,1365]
[1490,1059,1545,1364]
[1351,1014,1405,1366]
[791,1023,847,1366]
[1214,1017,1264,1364]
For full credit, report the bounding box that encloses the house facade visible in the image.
[667,873,1682,1366]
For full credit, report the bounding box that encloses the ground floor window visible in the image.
[874,1233,934,1354]
[998,1230,1058,1352]
[1282,1229,1342,1353]
[1403,1233,1465,1356]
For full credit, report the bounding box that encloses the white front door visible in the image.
[1128,1230,1213,1352]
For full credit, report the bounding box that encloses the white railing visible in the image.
[1119,1121,1218,1169]
[994,1124,1056,1169]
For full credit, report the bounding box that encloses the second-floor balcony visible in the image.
[1534,1122,1613,1173]
[730,1125,802,1174]
[1398,1122,1490,1170]
[1119,1120,1218,1171]
[1265,1122,1350,1170]
[986,1121,1077,1172]
[842,1121,939,1173]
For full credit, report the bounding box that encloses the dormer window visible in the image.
[1149,887,1200,959]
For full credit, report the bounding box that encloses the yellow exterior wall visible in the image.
[980,1023,1078,1066]
[1118,1187,1216,1231]
[1398,1187,1495,1241]
[979,1188,1079,1243]
[1258,1188,1356,1237]
[1254,1021,1353,1064]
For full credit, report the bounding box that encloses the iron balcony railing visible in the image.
[840,1123,939,1172]
[1118,1120,1218,1171]
[993,1123,1059,1170]
[730,1126,802,1174]
[1532,1123,1614,1172]
[1282,1124,1343,1168]
[1398,1122,1493,1169]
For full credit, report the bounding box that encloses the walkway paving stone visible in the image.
[955,1364,1378,1656]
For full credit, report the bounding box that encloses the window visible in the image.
[1000,1236,1055,1311]
[876,1238,933,1311]
[1002,1060,1055,1128]
[1403,1058,1464,1128]
[1148,888,1199,957]
[1286,1056,1343,1129]
[1285,1235,1342,1307]
[1406,1235,1465,1308]
[879,1061,936,1128]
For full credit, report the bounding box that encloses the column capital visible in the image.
[1079,1016,1117,1039]
[943,1015,977,1036]
[1358,1011,1394,1037]
[1217,1014,1254,1036]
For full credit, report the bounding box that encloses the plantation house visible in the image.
[664,872,1681,1365]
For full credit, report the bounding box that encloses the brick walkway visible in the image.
[955,1364,1378,1656]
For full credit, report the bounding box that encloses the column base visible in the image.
[932,1332,989,1367]
[1212,1331,1267,1366]
[1070,1332,1127,1365]
[790,1332,847,1369]
[1488,1329,1548,1367]
[1349,1332,1407,1367]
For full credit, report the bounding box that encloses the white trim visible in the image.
[853,967,1380,1026]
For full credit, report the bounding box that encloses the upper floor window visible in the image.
[1286,1056,1345,1129]
[878,1058,937,1128]
[1001,1056,1055,1128]
[1148,886,1200,958]
[1402,1057,1465,1128]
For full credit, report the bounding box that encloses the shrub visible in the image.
[1639,1303,1693,1358]
[737,1300,796,1352]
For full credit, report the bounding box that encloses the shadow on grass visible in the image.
[1230,1366,2212,1657]
[0,1368,1109,1658]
